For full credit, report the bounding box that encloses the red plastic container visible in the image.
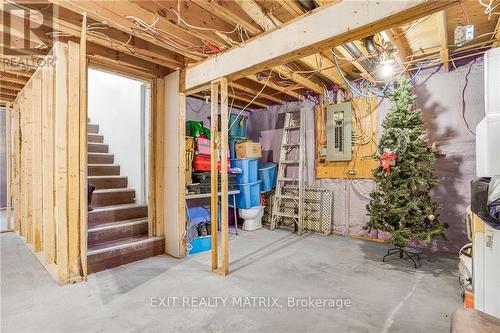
[193,154,230,172]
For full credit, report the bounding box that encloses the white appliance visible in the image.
[472,47,500,319]
[476,47,500,177]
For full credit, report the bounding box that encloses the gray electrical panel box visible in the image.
[326,102,352,161]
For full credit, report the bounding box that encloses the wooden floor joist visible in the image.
[184,0,458,91]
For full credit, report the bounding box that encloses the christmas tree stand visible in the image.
[383,246,421,268]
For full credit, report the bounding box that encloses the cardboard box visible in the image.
[236,141,261,158]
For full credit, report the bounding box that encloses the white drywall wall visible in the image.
[88,69,147,203]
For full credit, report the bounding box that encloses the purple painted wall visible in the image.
[248,60,485,253]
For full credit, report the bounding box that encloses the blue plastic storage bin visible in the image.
[189,236,211,254]
[258,162,277,192]
[187,206,210,223]
[229,136,245,159]
[235,180,262,209]
[229,114,248,138]
[230,158,259,184]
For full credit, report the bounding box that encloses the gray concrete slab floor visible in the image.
[1,227,461,333]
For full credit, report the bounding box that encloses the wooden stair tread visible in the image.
[93,188,134,194]
[88,236,162,255]
[90,203,147,212]
[88,175,126,179]
[88,218,148,232]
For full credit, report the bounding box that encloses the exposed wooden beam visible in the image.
[0,89,18,97]
[231,82,284,104]
[246,74,301,100]
[228,91,268,108]
[235,0,276,31]
[0,94,16,101]
[436,11,449,69]
[192,93,259,111]
[0,82,24,91]
[184,0,457,91]
[235,0,325,94]
[279,65,324,94]
[130,0,240,47]
[191,0,262,36]
[0,74,28,85]
[3,5,184,70]
[1,69,33,78]
[494,16,500,47]
[277,0,305,17]
[49,0,203,60]
[296,54,346,88]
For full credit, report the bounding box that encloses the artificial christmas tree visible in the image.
[366,77,447,267]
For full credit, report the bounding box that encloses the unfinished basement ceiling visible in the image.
[1,0,499,109]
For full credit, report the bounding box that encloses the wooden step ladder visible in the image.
[271,106,305,235]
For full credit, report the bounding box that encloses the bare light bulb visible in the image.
[381,62,394,78]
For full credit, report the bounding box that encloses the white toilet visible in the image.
[238,206,264,231]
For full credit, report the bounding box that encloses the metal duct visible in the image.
[343,42,384,82]
[363,36,377,55]
[300,0,318,11]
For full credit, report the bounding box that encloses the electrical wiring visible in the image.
[460,2,470,25]
[478,0,500,20]
[331,50,389,98]
[392,15,432,39]
[461,59,478,136]
[228,70,273,133]
[169,8,246,48]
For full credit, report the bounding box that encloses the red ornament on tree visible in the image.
[379,149,397,175]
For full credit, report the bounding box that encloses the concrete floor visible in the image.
[1,227,461,333]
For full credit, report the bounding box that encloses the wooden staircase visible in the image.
[87,121,164,273]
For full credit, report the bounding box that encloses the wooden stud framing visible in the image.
[155,78,165,237]
[67,41,82,281]
[178,92,187,258]
[31,75,43,251]
[220,78,229,276]
[42,65,56,263]
[436,11,449,69]
[54,42,70,282]
[5,102,13,231]
[9,41,85,283]
[210,78,229,276]
[210,80,219,272]
[79,13,88,280]
[164,71,186,258]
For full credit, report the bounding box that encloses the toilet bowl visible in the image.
[238,206,264,231]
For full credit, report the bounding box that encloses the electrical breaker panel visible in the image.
[326,102,352,161]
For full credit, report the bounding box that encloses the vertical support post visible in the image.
[13,103,21,232]
[67,41,82,282]
[6,102,12,231]
[178,91,186,257]
[54,42,69,283]
[42,65,56,263]
[32,76,43,251]
[210,81,219,272]
[219,77,229,276]
[154,78,165,237]
[148,80,157,236]
[24,83,33,242]
[79,12,88,279]
[164,71,186,258]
